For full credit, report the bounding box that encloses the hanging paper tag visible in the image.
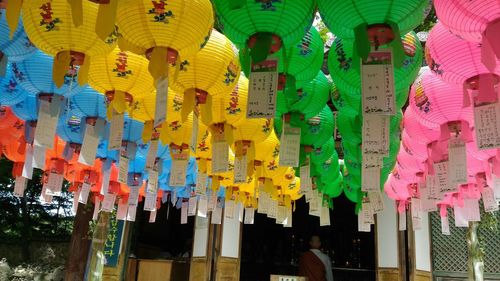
[188,196,197,216]
[117,199,128,220]
[493,175,500,200]
[14,176,27,197]
[149,210,157,223]
[79,119,105,166]
[208,193,216,212]
[40,185,52,204]
[180,201,188,224]
[279,123,301,167]
[362,115,390,155]
[100,162,111,196]
[101,193,116,212]
[420,182,438,212]
[474,102,500,149]
[22,144,34,179]
[72,191,80,215]
[197,195,208,218]
[276,205,287,224]
[308,194,320,217]
[411,198,422,230]
[190,113,199,153]
[170,156,188,187]
[154,77,169,127]
[399,211,407,231]
[211,199,223,224]
[258,191,269,214]
[363,153,383,168]
[441,215,451,235]
[481,187,499,212]
[118,155,129,184]
[426,174,441,200]
[434,161,455,193]
[453,204,469,227]
[45,172,64,196]
[92,199,101,221]
[358,210,372,232]
[78,182,91,204]
[225,199,235,219]
[299,162,311,191]
[196,172,208,195]
[361,48,395,115]
[108,112,124,150]
[368,191,385,213]
[284,207,293,228]
[320,205,331,226]
[128,187,139,207]
[465,199,481,222]
[147,169,158,194]
[32,145,46,170]
[233,155,248,184]
[244,208,255,224]
[145,140,159,171]
[268,200,278,219]
[238,202,244,222]
[34,98,63,149]
[448,137,467,185]
[127,205,137,221]
[362,166,381,192]
[211,138,229,173]
[246,58,278,119]
[144,192,157,211]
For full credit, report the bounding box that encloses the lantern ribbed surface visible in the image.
[11,93,38,121]
[160,111,194,146]
[425,22,500,86]
[328,32,423,94]
[403,106,441,144]
[232,118,273,144]
[222,75,248,126]
[171,30,240,97]
[11,50,86,96]
[69,86,107,119]
[212,0,315,48]
[56,112,83,144]
[194,122,212,160]
[0,64,28,106]
[254,130,279,163]
[116,0,213,61]
[123,115,144,143]
[409,69,474,129]
[0,11,36,61]
[433,0,500,43]
[310,137,335,166]
[88,47,155,100]
[284,71,331,120]
[317,0,428,39]
[22,0,116,58]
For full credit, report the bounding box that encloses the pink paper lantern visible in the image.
[433,0,500,71]
[409,68,473,128]
[384,173,412,201]
[403,107,441,144]
[426,22,500,87]
[401,130,429,161]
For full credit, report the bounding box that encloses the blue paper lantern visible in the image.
[56,112,84,145]
[0,63,28,106]
[0,11,36,62]
[11,92,38,121]
[69,86,107,119]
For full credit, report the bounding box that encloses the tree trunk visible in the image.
[19,196,31,261]
[467,221,484,281]
[64,203,94,281]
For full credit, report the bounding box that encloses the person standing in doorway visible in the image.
[298,235,334,281]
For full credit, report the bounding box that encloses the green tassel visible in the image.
[354,24,370,62]
[250,33,273,64]
[389,22,405,68]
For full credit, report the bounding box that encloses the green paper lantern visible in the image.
[343,183,362,204]
[317,173,343,198]
[213,0,315,61]
[328,32,422,97]
[275,105,335,149]
[310,137,335,166]
[317,0,427,65]
[275,71,331,119]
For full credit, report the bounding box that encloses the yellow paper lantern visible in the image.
[193,122,212,173]
[22,0,117,87]
[232,117,273,159]
[160,111,193,149]
[171,29,241,118]
[88,47,155,118]
[208,148,235,191]
[116,0,214,81]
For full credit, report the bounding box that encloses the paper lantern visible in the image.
[328,32,422,96]
[213,0,315,60]
[116,0,214,81]
[11,50,86,97]
[433,0,500,71]
[310,137,335,167]
[11,92,38,122]
[160,111,193,149]
[425,22,500,100]
[231,117,273,163]
[318,0,427,63]
[22,0,117,87]
[239,26,324,88]
[276,71,331,120]
[0,63,28,106]
[88,47,155,116]
[57,112,84,147]
[69,86,107,120]
[170,29,240,117]
[409,68,474,129]
[0,10,36,61]
[0,106,24,134]
[403,107,440,146]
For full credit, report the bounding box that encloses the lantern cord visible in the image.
[6,0,21,38]
[96,0,119,41]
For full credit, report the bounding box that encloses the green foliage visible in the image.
[415,6,437,33]
[0,157,74,242]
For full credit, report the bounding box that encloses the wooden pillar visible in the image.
[65,203,94,281]
[214,207,242,281]
[189,215,212,281]
[410,213,432,281]
[102,221,133,281]
[376,194,401,281]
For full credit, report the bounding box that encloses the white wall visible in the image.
[414,213,431,271]
[192,216,209,257]
[376,194,399,268]
[221,207,241,258]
